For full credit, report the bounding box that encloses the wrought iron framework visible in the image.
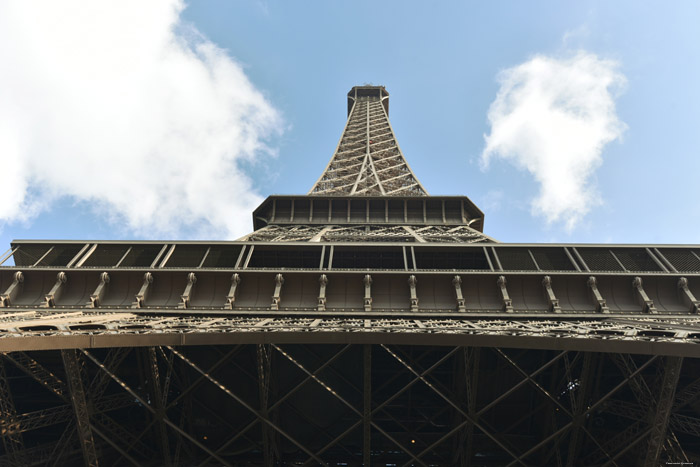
[0,85,699,465]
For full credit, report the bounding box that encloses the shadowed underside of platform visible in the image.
[1,344,699,466]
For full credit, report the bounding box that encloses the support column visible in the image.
[61,349,99,467]
[145,347,171,466]
[644,356,683,466]
[566,352,595,466]
[456,346,480,467]
[0,358,24,458]
[257,344,277,465]
[363,344,372,466]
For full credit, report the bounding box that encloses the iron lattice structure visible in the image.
[0,86,699,466]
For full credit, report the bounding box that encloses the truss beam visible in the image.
[61,349,98,467]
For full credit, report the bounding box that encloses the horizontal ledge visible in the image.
[0,307,697,320]
[0,329,697,357]
[2,268,700,276]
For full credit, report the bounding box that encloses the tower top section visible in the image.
[347,85,389,116]
[310,85,427,197]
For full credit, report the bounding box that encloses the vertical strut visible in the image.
[363,344,372,466]
[643,356,683,466]
[0,358,24,458]
[566,352,594,466]
[145,347,171,466]
[61,349,99,467]
[464,347,480,466]
[257,344,276,465]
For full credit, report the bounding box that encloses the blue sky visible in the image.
[1,0,699,252]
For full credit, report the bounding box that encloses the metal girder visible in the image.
[195,345,354,465]
[674,375,700,410]
[166,346,323,466]
[256,344,276,466]
[380,345,525,466]
[0,439,87,467]
[87,347,130,400]
[91,412,154,463]
[644,356,684,466]
[610,352,687,462]
[363,344,371,466]
[3,351,65,399]
[144,347,171,466]
[61,349,98,467]
[246,223,490,243]
[1,314,699,357]
[565,352,595,466]
[0,358,24,457]
[604,398,700,439]
[273,344,428,467]
[49,422,78,467]
[0,393,133,435]
[505,354,660,467]
[462,347,480,467]
[81,349,233,467]
[585,420,648,465]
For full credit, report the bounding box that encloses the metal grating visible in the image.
[578,248,624,272]
[118,245,163,268]
[11,245,52,267]
[38,244,84,267]
[164,245,209,268]
[612,248,662,272]
[659,248,700,272]
[531,248,576,271]
[248,247,322,269]
[496,248,538,271]
[332,247,405,269]
[201,246,243,268]
[82,245,130,268]
[414,248,491,270]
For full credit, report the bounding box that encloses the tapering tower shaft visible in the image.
[247,85,489,243]
[310,86,427,196]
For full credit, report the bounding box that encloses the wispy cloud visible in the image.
[0,1,282,239]
[480,51,626,230]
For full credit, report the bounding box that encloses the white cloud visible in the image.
[0,1,282,238]
[480,51,626,230]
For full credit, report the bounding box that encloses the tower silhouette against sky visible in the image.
[0,86,699,466]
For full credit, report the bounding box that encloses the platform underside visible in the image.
[1,343,699,466]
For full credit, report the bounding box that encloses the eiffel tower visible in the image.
[0,85,699,466]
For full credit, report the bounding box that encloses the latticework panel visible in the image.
[310,97,427,196]
[244,224,492,243]
[1,345,698,466]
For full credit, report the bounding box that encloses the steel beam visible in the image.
[0,358,24,457]
[644,356,683,466]
[145,347,171,466]
[61,349,98,467]
[505,354,659,467]
[4,351,66,398]
[257,344,276,466]
[273,344,427,467]
[81,349,233,467]
[381,344,525,466]
[363,344,371,466]
[565,352,595,466]
[166,346,324,466]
